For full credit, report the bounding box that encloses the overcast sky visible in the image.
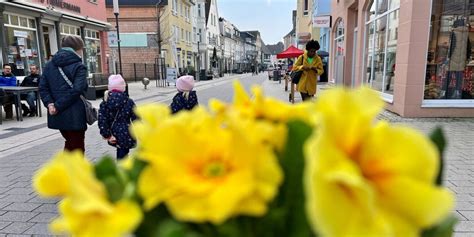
[218,0,296,45]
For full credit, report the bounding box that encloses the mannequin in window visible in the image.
[445,19,470,99]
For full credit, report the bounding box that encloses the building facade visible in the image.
[283,10,297,49]
[106,0,197,76]
[0,0,110,78]
[330,0,473,117]
[205,0,221,74]
[296,0,315,49]
[312,0,331,52]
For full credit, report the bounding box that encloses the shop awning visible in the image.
[276,45,304,59]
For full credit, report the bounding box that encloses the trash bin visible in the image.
[273,70,280,81]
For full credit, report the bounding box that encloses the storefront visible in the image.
[0,1,110,78]
[330,0,473,117]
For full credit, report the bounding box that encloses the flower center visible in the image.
[203,162,227,178]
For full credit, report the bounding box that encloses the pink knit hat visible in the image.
[176,75,195,92]
[108,74,126,92]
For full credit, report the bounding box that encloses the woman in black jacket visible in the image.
[39,36,88,153]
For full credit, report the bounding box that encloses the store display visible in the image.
[19,46,26,57]
[8,46,17,55]
[17,37,25,46]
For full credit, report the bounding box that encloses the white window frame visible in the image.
[60,23,81,36]
[85,29,100,40]
[4,13,37,31]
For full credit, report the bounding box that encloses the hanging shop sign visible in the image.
[297,32,312,45]
[313,15,332,28]
[39,0,81,13]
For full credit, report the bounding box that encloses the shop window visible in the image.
[10,15,18,26]
[425,0,474,100]
[28,19,36,28]
[4,27,40,76]
[3,13,40,76]
[333,20,345,84]
[364,0,400,95]
[3,14,9,24]
[19,17,28,27]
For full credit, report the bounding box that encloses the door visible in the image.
[41,25,58,63]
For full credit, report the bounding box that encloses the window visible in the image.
[173,0,178,14]
[424,0,474,100]
[60,24,81,37]
[199,29,202,42]
[3,13,40,76]
[304,0,309,15]
[364,0,399,95]
[181,29,184,41]
[198,4,201,17]
[85,29,101,74]
[333,20,345,84]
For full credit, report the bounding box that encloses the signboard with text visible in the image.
[313,15,332,28]
[107,31,118,46]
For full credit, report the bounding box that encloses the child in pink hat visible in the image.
[98,74,137,159]
[170,75,199,114]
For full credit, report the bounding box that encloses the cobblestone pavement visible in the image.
[0,75,472,236]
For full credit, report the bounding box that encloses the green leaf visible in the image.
[421,215,458,237]
[129,158,148,183]
[429,127,446,186]
[94,156,125,203]
[271,120,314,237]
[94,156,119,181]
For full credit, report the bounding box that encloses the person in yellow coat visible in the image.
[292,40,324,101]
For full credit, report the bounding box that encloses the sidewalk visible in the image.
[0,73,251,158]
[261,79,474,237]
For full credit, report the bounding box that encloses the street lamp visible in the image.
[113,0,123,75]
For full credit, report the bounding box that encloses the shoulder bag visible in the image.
[58,67,98,125]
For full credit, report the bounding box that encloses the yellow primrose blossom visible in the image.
[209,81,316,150]
[51,198,142,237]
[304,87,455,237]
[33,152,142,237]
[133,105,283,224]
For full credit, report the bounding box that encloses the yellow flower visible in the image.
[51,198,142,237]
[133,105,283,224]
[209,81,316,151]
[32,152,142,237]
[304,87,455,237]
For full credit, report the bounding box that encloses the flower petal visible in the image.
[378,176,454,228]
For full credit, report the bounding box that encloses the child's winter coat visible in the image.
[98,91,137,149]
[170,91,198,114]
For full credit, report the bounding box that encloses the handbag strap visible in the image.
[59,67,87,101]
[58,67,73,89]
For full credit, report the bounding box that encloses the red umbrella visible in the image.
[277,45,304,59]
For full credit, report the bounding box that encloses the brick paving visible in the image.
[0,75,472,236]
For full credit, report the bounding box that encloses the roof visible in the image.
[266,42,285,55]
[105,0,168,6]
[262,45,271,55]
[284,28,295,38]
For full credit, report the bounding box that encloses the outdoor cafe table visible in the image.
[0,86,42,121]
